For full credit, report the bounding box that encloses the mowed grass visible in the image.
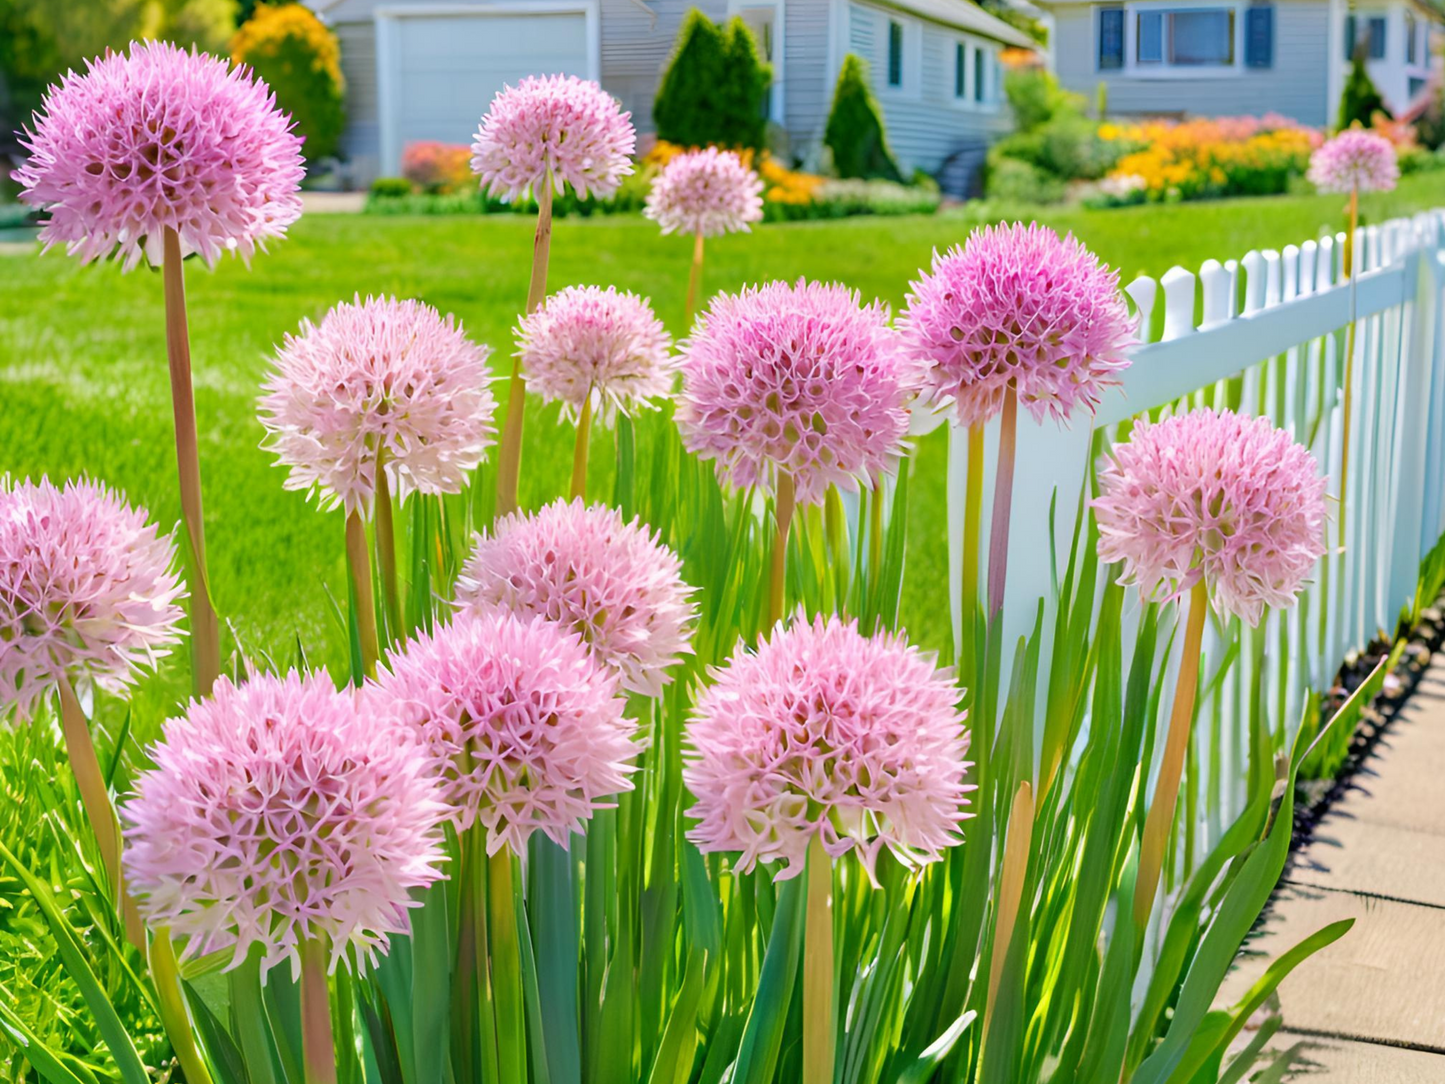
[4,171,1445,730]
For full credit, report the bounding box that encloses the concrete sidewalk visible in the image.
[1218,658,1445,1078]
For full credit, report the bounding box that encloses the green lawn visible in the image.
[4,172,1445,729]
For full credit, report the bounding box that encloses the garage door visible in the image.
[380,9,593,174]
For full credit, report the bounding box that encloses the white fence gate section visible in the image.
[947,210,1445,854]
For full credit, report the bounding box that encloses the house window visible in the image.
[1346,14,1388,60]
[955,42,967,98]
[1407,12,1419,64]
[1099,7,1126,69]
[1135,8,1236,67]
[974,45,988,100]
[887,20,904,86]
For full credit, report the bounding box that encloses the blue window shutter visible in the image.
[1368,16,1387,59]
[1099,8,1124,69]
[1345,14,1356,59]
[1245,5,1274,68]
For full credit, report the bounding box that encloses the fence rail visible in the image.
[947,209,1445,867]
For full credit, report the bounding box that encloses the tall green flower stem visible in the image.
[1339,187,1360,520]
[300,936,337,1084]
[150,929,216,1084]
[162,226,222,697]
[488,848,527,1083]
[959,423,985,674]
[986,389,1019,620]
[570,395,594,501]
[983,781,1033,1037]
[803,835,836,1084]
[373,452,401,637]
[685,230,705,322]
[57,675,144,947]
[496,178,555,518]
[768,471,797,627]
[345,511,380,678]
[1132,578,1209,926]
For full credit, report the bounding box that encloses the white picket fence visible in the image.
[947,209,1445,847]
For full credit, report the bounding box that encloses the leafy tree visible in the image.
[231,2,345,161]
[0,0,236,136]
[824,54,902,182]
[1338,42,1387,129]
[653,8,771,150]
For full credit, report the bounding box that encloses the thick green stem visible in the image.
[488,848,526,1084]
[162,227,221,696]
[986,389,1018,621]
[768,472,797,628]
[570,394,594,502]
[345,511,380,678]
[1133,579,1210,927]
[685,230,705,322]
[803,835,836,1084]
[300,937,337,1084]
[58,676,143,947]
[374,453,400,638]
[150,929,216,1084]
[495,178,555,518]
[984,781,1034,1037]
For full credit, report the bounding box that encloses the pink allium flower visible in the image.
[899,223,1135,428]
[122,670,447,978]
[1092,409,1327,626]
[644,147,764,237]
[675,279,914,506]
[684,612,971,882]
[471,75,635,201]
[456,498,696,697]
[368,610,636,855]
[517,286,675,421]
[1308,129,1399,194]
[258,295,496,516]
[15,40,304,271]
[0,476,184,720]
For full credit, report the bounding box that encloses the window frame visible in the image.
[950,31,1002,110]
[878,12,922,98]
[1119,0,1246,78]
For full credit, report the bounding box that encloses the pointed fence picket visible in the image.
[946,210,1445,899]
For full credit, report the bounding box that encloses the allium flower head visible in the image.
[258,295,496,515]
[15,40,304,270]
[899,223,1135,428]
[123,670,447,978]
[1308,129,1399,194]
[684,612,971,882]
[675,279,915,506]
[0,476,184,719]
[517,286,675,421]
[1092,408,1327,626]
[471,75,635,201]
[456,499,696,697]
[368,610,636,855]
[644,147,764,238]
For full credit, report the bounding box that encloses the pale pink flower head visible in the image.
[644,147,764,238]
[258,295,496,516]
[456,499,696,697]
[1092,408,1327,626]
[470,74,636,201]
[15,40,304,271]
[0,476,184,720]
[899,223,1135,428]
[684,612,972,882]
[368,610,636,855]
[122,669,447,979]
[675,279,915,506]
[1308,129,1399,194]
[517,286,675,421]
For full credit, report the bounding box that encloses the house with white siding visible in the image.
[1035,0,1441,127]
[303,0,1034,190]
